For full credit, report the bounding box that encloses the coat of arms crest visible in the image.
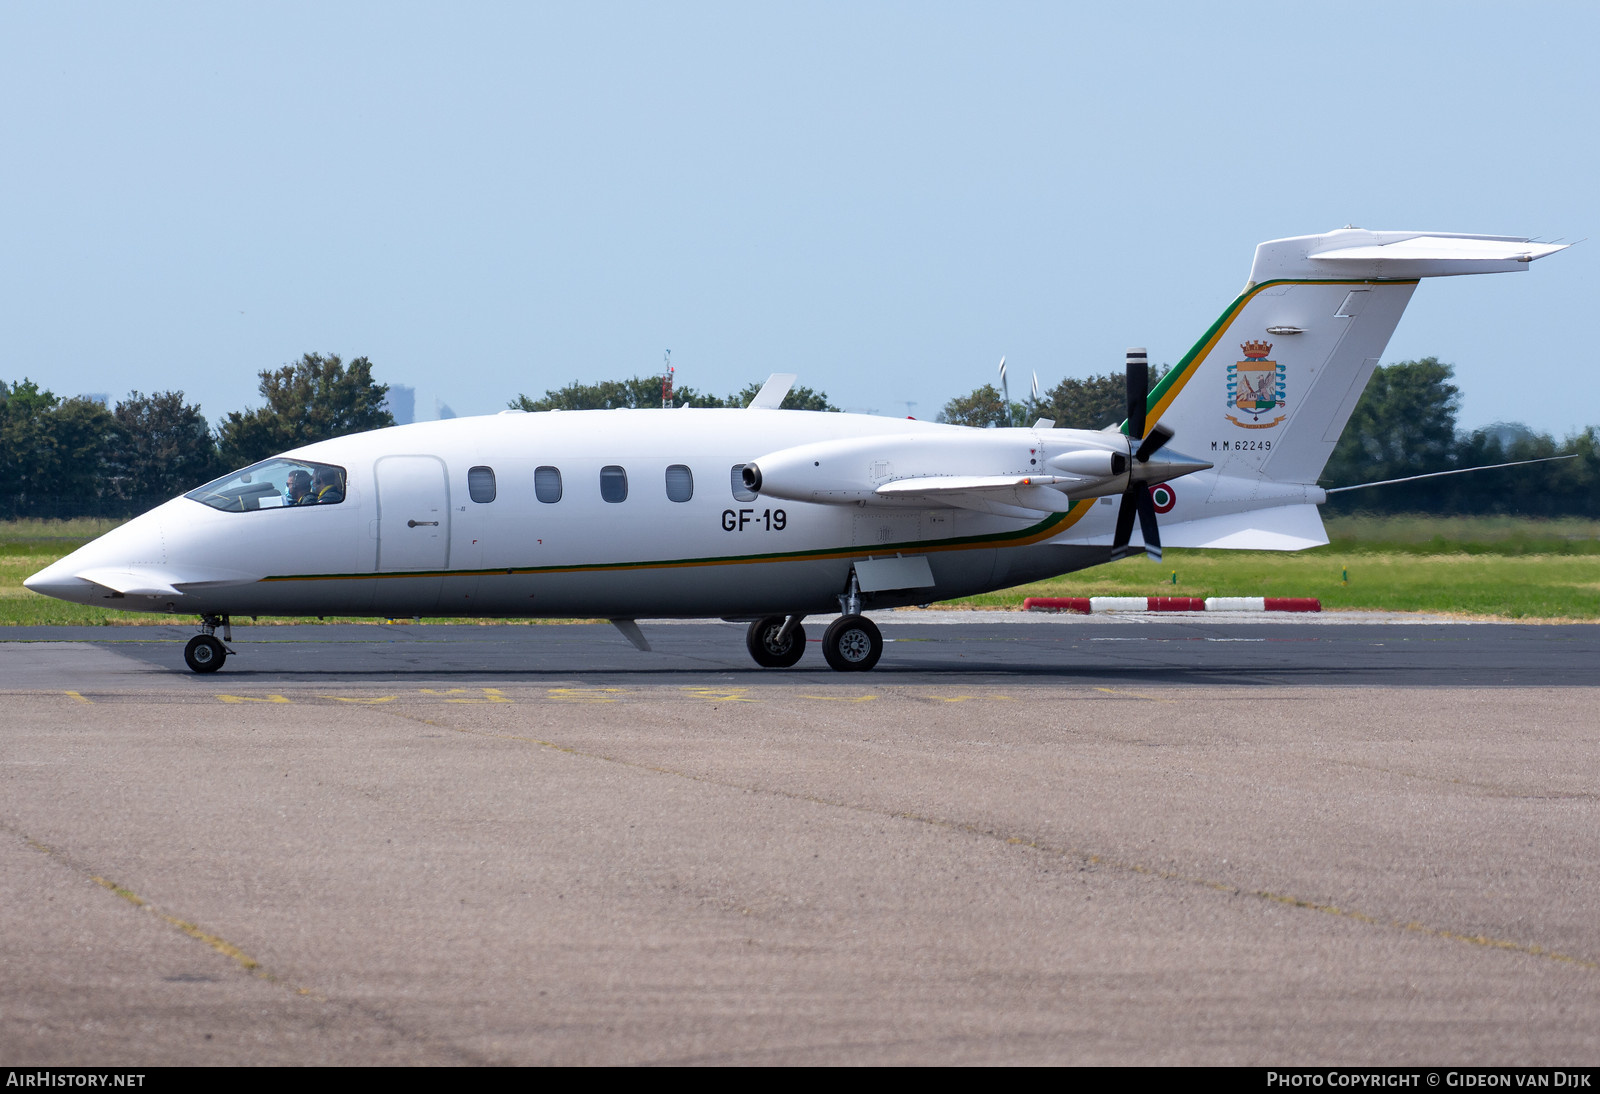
[1226,340,1287,428]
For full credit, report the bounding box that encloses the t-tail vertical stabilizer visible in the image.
[1145,228,1569,551]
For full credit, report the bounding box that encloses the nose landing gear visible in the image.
[184,614,234,673]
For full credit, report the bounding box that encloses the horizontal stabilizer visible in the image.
[1310,235,1568,277]
[1250,229,1570,282]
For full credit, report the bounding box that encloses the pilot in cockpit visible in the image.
[309,467,344,504]
[284,469,312,506]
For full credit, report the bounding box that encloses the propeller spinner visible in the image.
[1112,348,1210,561]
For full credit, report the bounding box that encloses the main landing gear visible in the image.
[742,569,884,673]
[821,614,882,672]
[184,614,234,674]
[746,615,807,668]
[742,612,883,672]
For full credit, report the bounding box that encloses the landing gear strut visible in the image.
[185,614,233,674]
[822,569,883,672]
[746,615,806,668]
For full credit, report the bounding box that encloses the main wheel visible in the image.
[184,634,227,674]
[745,616,806,668]
[822,614,882,672]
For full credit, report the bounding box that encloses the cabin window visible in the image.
[665,464,694,503]
[535,465,562,503]
[186,458,347,512]
[730,464,757,503]
[600,465,628,503]
[467,466,496,503]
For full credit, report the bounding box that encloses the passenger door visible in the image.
[376,455,451,572]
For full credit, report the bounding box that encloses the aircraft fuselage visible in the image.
[28,408,1119,621]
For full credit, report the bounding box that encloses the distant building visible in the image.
[1479,421,1536,447]
[435,398,457,420]
[385,384,415,425]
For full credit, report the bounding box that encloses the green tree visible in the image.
[1322,358,1460,510]
[511,377,838,412]
[0,379,117,514]
[511,376,701,411]
[108,390,219,500]
[1439,422,1600,517]
[937,384,1020,428]
[216,353,393,469]
[724,381,839,412]
[1043,372,1132,430]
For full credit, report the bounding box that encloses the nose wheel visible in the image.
[184,614,234,673]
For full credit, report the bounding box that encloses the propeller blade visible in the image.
[1113,489,1138,549]
[1136,485,1162,562]
[1134,423,1174,463]
[1125,348,1148,442]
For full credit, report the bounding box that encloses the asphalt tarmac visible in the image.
[3,615,1598,1064]
[5,612,1600,688]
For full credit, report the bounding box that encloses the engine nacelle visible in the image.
[744,428,1136,507]
[745,430,1045,505]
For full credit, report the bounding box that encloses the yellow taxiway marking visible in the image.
[192,688,1051,708]
[681,687,756,703]
[63,690,93,704]
[1094,686,1178,704]
[421,687,510,703]
[91,875,264,973]
[9,828,321,998]
[546,687,623,703]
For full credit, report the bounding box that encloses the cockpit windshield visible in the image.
[186,458,347,512]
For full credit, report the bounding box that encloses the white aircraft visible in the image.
[26,228,1569,673]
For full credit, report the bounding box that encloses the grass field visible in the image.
[3,514,1598,625]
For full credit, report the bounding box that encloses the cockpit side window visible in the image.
[186,458,348,512]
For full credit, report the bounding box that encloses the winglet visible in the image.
[747,374,797,409]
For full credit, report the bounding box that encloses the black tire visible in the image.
[822,614,882,672]
[184,635,227,674]
[745,616,806,668]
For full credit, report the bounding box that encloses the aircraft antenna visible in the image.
[997,356,1009,425]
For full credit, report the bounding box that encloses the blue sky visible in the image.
[2,1,1592,436]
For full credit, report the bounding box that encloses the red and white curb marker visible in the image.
[1022,596,1321,614]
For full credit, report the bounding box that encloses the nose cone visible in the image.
[22,559,96,605]
[22,507,172,606]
